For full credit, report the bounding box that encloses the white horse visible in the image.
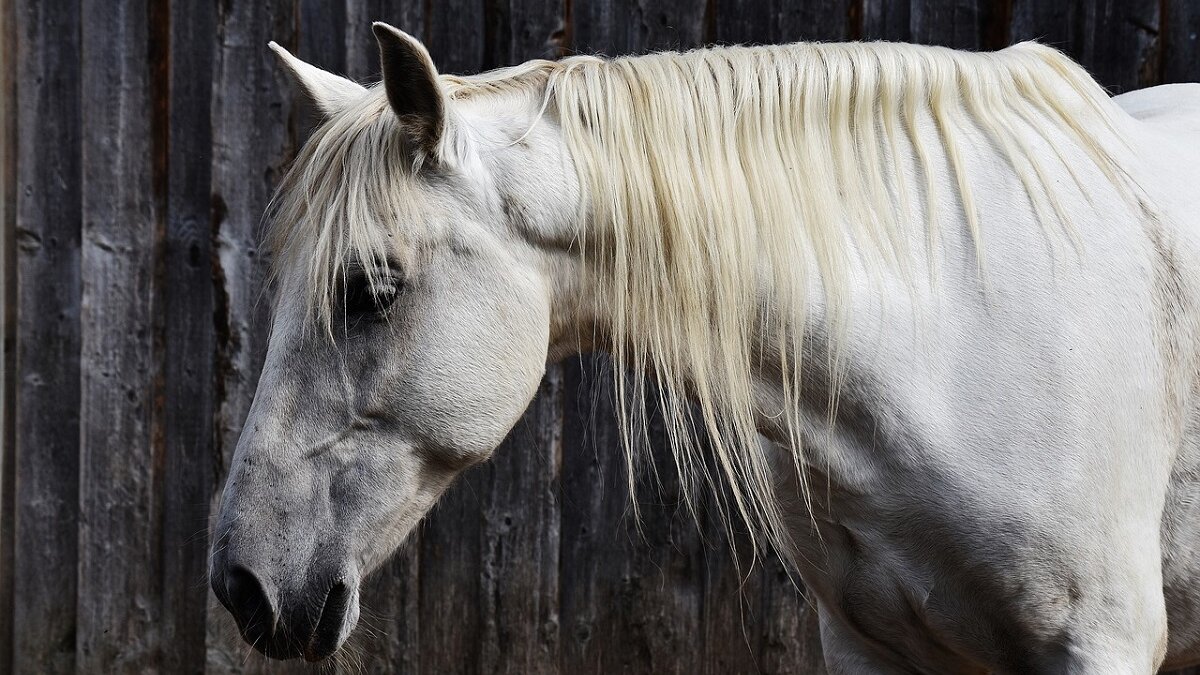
[209,22,1200,671]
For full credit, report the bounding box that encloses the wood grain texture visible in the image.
[863,0,998,48]
[1165,0,1200,84]
[715,0,853,44]
[572,0,708,55]
[558,360,705,675]
[12,0,82,672]
[0,0,17,667]
[479,374,564,674]
[429,0,487,74]
[159,0,218,672]
[77,0,164,668]
[1012,0,1162,92]
[485,0,569,66]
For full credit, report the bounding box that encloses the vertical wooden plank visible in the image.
[76,0,163,669]
[909,0,987,48]
[417,454,487,674]
[478,373,564,675]
[1163,0,1200,84]
[346,0,383,82]
[572,0,707,55]
[558,359,705,674]
[0,0,18,667]
[758,555,827,674]
[160,0,218,672]
[715,0,853,44]
[12,0,81,671]
[351,541,421,673]
[206,0,299,671]
[698,499,760,675]
[484,0,567,68]
[1011,0,1162,92]
[428,0,487,73]
[863,0,995,48]
[300,0,347,75]
[862,0,912,41]
[558,359,642,673]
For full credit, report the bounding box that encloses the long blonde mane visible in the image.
[269,41,1129,557]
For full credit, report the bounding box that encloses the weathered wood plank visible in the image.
[478,372,564,674]
[12,0,82,672]
[558,359,705,674]
[758,554,828,674]
[1011,0,1162,92]
[418,460,486,674]
[428,0,487,74]
[205,0,299,671]
[159,0,218,671]
[484,0,568,67]
[559,358,643,673]
[0,0,18,667]
[715,0,854,44]
[76,0,164,668]
[863,0,994,49]
[350,540,421,674]
[1164,0,1200,84]
[572,0,707,55]
[699,503,761,675]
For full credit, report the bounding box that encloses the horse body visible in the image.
[756,84,1200,671]
[209,27,1200,671]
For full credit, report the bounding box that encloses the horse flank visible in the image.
[268,40,1130,556]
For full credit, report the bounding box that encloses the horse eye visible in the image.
[344,275,400,317]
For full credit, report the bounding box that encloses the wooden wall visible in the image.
[1,0,1197,672]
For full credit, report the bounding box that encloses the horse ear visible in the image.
[269,41,366,117]
[372,22,445,153]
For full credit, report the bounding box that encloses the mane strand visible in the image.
[544,41,1129,556]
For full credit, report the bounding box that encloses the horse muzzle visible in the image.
[211,555,361,661]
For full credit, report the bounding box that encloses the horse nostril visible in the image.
[305,580,354,662]
[225,565,278,645]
